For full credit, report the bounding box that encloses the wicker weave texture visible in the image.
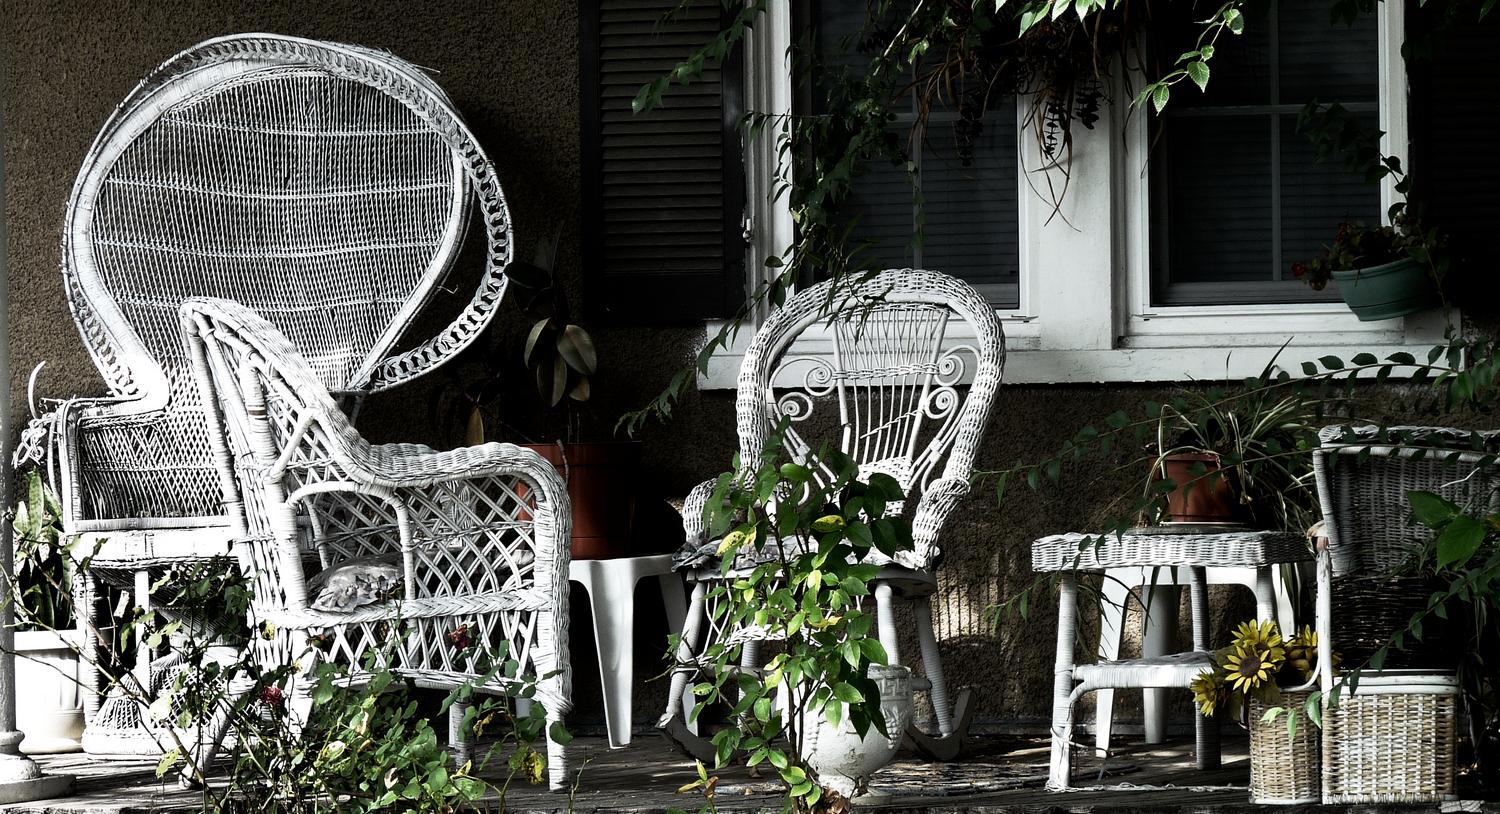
[1320,682,1457,803]
[665,269,1005,756]
[1314,425,1500,578]
[1249,691,1320,804]
[182,297,570,789]
[48,33,512,527]
[1031,531,1311,572]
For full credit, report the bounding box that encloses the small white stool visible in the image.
[1094,562,1307,752]
[1032,529,1312,791]
[569,554,687,748]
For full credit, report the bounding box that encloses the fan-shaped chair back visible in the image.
[736,269,1005,564]
[62,34,510,522]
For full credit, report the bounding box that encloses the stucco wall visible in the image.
[5,1,1477,740]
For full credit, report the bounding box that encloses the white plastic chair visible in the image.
[11,34,513,757]
[659,269,1005,761]
[182,297,573,790]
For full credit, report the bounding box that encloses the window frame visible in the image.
[699,0,1450,389]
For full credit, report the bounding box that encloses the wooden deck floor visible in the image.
[6,733,1497,813]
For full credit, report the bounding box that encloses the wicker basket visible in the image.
[1329,576,1456,669]
[1249,690,1320,804]
[1321,671,1458,803]
[1316,425,1500,578]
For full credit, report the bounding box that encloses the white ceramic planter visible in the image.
[797,664,913,799]
[12,629,85,754]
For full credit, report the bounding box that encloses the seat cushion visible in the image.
[307,556,402,612]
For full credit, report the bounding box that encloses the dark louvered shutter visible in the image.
[581,0,746,323]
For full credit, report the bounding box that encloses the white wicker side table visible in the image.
[1032,529,1312,791]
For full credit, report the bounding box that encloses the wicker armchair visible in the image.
[181,297,571,789]
[14,34,513,756]
[659,269,1005,761]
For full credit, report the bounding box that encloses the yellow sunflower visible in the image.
[1232,619,1284,652]
[1190,669,1226,717]
[1223,645,1275,694]
[1284,624,1338,679]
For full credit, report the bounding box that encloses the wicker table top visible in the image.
[1031,529,1311,572]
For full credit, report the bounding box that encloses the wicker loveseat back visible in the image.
[58,35,511,524]
[1314,424,1500,577]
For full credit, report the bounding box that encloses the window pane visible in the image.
[1280,114,1382,280]
[1279,0,1378,102]
[1164,117,1274,283]
[1154,0,1379,304]
[921,104,1021,291]
[812,0,1021,306]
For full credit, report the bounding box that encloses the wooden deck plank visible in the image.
[5,734,1496,813]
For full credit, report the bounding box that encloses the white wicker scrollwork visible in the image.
[182,297,571,789]
[664,269,1005,761]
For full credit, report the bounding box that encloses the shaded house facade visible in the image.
[4,0,1498,733]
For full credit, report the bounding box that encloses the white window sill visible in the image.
[695,306,1454,389]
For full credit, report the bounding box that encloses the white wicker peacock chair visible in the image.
[181,297,571,789]
[14,34,513,757]
[659,268,1005,761]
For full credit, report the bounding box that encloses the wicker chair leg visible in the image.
[905,595,972,761]
[449,699,472,766]
[874,582,901,664]
[660,581,717,763]
[545,702,569,792]
[1187,567,1220,770]
[1048,573,1080,791]
[74,566,101,724]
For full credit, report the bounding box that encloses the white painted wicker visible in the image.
[1033,529,1311,791]
[16,33,514,756]
[661,269,1005,761]
[1309,425,1474,802]
[181,297,571,790]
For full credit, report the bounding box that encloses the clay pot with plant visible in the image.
[498,237,641,560]
[1145,354,1337,531]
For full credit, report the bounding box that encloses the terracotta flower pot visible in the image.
[522,441,641,560]
[1160,452,1240,524]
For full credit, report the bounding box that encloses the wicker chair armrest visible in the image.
[909,475,970,567]
[679,478,722,546]
[17,395,188,524]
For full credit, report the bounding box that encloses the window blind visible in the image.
[813,0,1021,307]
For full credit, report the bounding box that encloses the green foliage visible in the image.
[8,520,568,812]
[685,426,913,809]
[7,469,74,630]
[505,231,596,412]
[1291,102,1449,295]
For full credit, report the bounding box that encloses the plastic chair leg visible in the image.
[578,564,639,748]
[1094,571,1131,756]
[1139,581,1180,744]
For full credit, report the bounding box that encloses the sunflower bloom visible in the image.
[1223,646,1274,694]
[1191,669,1226,717]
